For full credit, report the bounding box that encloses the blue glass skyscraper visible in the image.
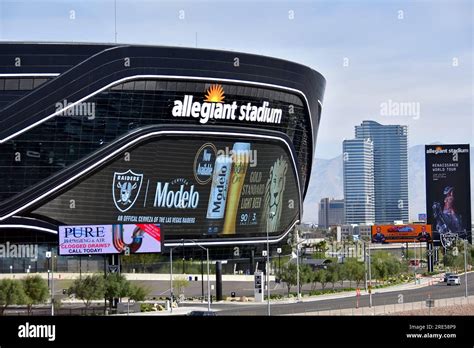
[355,121,409,224]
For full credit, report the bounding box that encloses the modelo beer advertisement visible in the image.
[58,224,162,255]
[425,144,472,244]
[35,135,300,241]
[371,224,432,244]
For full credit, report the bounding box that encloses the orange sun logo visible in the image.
[204,84,225,103]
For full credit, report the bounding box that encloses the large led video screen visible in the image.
[425,144,472,245]
[371,224,432,244]
[35,135,300,241]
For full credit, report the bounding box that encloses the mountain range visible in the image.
[302,145,474,224]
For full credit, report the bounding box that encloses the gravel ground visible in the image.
[393,303,474,315]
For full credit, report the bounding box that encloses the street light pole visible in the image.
[368,241,372,308]
[51,253,55,316]
[206,248,211,312]
[296,245,300,301]
[172,240,211,312]
[363,240,368,292]
[170,248,173,313]
[414,240,417,285]
[464,239,468,298]
[200,253,204,302]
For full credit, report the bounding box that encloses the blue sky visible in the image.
[0,0,472,159]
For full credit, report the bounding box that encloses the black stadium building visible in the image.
[0,42,325,272]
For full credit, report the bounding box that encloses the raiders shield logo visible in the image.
[112,170,143,212]
[440,232,458,249]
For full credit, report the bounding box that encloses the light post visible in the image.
[52,254,56,316]
[9,265,12,277]
[169,246,176,313]
[45,250,53,316]
[464,239,468,298]
[363,240,368,292]
[296,245,300,301]
[184,240,211,312]
[414,239,417,285]
[368,241,372,308]
[277,248,282,281]
[169,240,211,313]
[294,235,305,302]
[200,251,205,302]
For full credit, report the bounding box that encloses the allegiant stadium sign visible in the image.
[171,84,283,125]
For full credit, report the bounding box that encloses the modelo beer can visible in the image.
[222,142,251,235]
[206,155,232,234]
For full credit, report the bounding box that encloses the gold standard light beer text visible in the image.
[222,143,251,235]
[206,155,232,234]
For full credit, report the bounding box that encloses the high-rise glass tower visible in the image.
[355,121,409,223]
[343,138,375,224]
[318,198,345,228]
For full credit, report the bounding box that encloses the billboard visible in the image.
[371,224,432,244]
[425,145,472,245]
[36,135,300,241]
[58,224,161,255]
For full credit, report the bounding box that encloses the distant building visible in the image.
[343,138,375,224]
[318,198,345,228]
[355,121,409,224]
[340,224,372,240]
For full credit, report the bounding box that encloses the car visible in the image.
[443,272,454,282]
[447,275,461,286]
[186,311,217,316]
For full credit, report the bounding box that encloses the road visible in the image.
[181,273,474,315]
[52,278,357,299]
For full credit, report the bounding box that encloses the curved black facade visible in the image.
[0,42,325,245]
